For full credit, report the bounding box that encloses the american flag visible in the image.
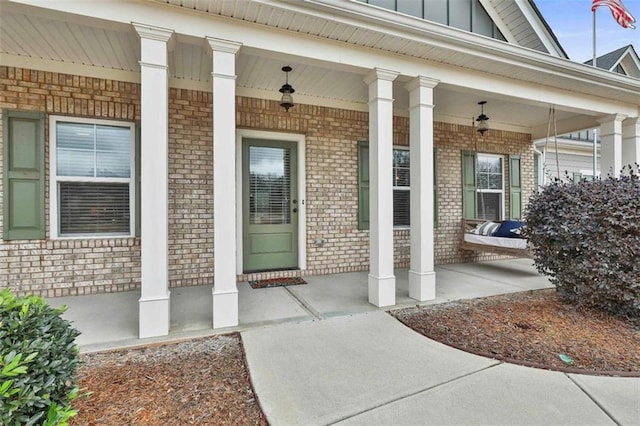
[592,0,637,29]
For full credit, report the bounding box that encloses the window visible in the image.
[393,148,410,227]
[50,116,135,237]
[476,154,503,221]
[462,151,522,220]
[358,143,438,230]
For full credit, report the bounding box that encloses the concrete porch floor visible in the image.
[47,258,552,353]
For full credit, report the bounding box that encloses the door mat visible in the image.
[248,277,307,289]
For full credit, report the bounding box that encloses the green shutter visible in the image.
[358,141,369,230]
[433,147,438,227]
[135,122,141,237]
[461,151,477,219]
[3,110,45,240]
[509,155,522,220]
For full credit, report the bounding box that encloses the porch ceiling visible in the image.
[0,1,617,136]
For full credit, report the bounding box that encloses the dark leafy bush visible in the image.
[523,165,640,319]
[0,290,80,425]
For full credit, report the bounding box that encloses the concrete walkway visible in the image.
[47,259,640,424]
[243,312,640,425]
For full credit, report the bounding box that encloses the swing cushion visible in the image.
[493,220,526,238]
[471,221,501,236]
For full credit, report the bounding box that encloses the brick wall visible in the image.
[167,89,214,287]
[0,67,141,297]
[432,122,535,264]
[1,67,534,296]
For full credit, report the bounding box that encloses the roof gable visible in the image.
[357,0,567,57]
[584,45,640,78]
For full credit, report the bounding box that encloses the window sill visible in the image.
[50,234,135,241]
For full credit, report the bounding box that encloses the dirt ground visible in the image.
[71,333,267,425]
[392,289,640,375]
[71,289,639,425]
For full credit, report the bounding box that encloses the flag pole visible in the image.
[592,8,597,67]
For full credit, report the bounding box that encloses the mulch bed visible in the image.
[69,289,639,424]
[248,277,306,289]
[70,333,267,425]
[391,289,640,375]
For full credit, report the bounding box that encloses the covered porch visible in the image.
[3,0,639,341]
[48,259,553,352]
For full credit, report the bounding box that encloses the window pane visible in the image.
[477,192,500,221]
[59,182,130,235]
[96,125,131,178]
[477,155,502,190]
[489,174,502,189]
[57,122,95,177]
[249,146,291,225]
[393,190,410,226]
[393,149,410,187]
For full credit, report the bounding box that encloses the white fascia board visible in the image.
[530,114,604,140]
[9,0,639,115]
[513,0,564,58]
[0,53,141,83]
[617,48,640,75]
[478,0,519,45]
[534,137,599,152]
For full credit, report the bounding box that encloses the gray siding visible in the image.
[543,152,599,180]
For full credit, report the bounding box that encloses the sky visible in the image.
[533,0,640,63]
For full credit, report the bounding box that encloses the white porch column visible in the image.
[364,68,398,307]
[598,114,626,178]
[134,23,174,338]
[207,37,242,329]
[405,76,439,301]
[622,117,640,171]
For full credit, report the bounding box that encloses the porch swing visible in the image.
[458,106,561,258]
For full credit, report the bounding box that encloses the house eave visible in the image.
[6,0,640,108]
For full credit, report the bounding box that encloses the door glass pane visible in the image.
[249,146,291,225]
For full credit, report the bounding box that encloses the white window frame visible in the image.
[392,146,410,229]
[49,115,135,239]
[476,153,505,221]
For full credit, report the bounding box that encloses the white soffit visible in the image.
[153,0,639,103]
[0,7,139,71]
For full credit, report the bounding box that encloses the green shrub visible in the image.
[523,165,640,319]
[0,290,80,425]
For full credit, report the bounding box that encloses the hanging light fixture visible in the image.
[476,101,489,135]
[279,66,295,111]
